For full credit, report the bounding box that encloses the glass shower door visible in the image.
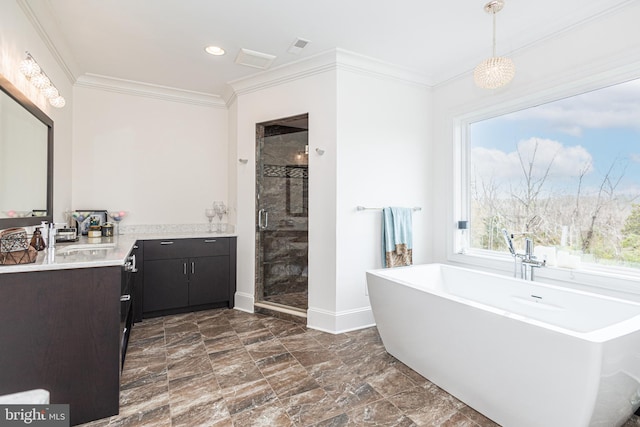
[255,114,308,312]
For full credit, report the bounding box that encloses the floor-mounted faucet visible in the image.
[502,229,545,280]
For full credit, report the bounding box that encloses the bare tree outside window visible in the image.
[468,78,640,268]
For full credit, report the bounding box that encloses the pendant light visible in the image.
[474,0,515,89]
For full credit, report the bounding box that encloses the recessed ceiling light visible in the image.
[205,46,225,56]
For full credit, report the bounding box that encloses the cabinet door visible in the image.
[189,256,230,306]
[143,258,189,312]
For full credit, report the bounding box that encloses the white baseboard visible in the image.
[307,306,375,334]
[233,292,254,313]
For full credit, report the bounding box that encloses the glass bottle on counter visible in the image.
[30,227,46,251]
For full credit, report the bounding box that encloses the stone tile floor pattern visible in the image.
[79,308,640,427]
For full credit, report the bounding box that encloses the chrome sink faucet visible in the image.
[502,229,545,281]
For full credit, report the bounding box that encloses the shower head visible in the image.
[502,228,516,257]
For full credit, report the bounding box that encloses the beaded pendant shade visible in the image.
[474,0,515,89]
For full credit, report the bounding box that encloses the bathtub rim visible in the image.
[366,263,640,343]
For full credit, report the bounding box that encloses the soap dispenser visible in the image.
[30,227,46,251]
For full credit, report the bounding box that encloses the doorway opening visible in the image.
[254,114,308,321]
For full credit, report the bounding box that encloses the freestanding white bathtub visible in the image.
[366,263,640,427]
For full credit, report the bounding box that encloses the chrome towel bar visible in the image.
[356,206,421,211]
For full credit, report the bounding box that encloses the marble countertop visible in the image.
[0,230,237,274]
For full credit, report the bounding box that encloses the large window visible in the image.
[468,78,640,269]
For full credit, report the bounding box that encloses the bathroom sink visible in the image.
[56,243,116,254]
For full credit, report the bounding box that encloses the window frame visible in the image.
[450,71,640,297]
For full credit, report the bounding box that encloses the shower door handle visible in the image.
[258,209,268,230]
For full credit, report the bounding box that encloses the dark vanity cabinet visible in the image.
[0,267,121,425]
[142,237,236,317]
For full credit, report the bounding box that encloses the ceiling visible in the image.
[25,0,634,97]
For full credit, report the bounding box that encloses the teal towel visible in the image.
[382,207,413,268]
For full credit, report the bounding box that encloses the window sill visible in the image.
[447,250,640,303]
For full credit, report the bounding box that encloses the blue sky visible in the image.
[470,78,640,198]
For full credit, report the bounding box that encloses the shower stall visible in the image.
[254,114,308,318]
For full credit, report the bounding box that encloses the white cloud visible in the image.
[472,138,593,184]
[556,125,583,137]
[504,79,640,136]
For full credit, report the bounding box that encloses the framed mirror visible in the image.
[0,73,53,229]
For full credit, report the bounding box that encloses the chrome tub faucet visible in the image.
[502,229,545,281]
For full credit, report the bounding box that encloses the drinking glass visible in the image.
[213,201,227,232]
[107,211,128,235]
[205,208,216,232]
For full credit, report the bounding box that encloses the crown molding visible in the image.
[221,84,237,107]
[16,0,77,85]
[75,74,226,108]
[226,49,338,97]
[225,48,431,102]
[334,48,432,88]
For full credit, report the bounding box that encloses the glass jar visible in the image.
[88,225,102,238]
[101,223,114,237]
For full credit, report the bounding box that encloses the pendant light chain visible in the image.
[492,9,497,57]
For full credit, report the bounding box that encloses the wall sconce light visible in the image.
[19,52,66,108]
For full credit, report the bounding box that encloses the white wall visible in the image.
[430,3,640,283]
[226,97,238,228]
[230,50,431,332]
[72,84,228,225]
[2,3,229,228]
[229,53,339,323]
[0,1,74,223]
[333,60,431,331]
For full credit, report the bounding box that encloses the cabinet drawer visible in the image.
[143,239,191,260]
[144,238,229,259]
[185,238,229,257]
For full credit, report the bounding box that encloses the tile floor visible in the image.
[79,308,640,427]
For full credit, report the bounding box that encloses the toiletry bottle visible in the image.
[30,227,46,251]
[40,221,48,246]
[48,223,56,249]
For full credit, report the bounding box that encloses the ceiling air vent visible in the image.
[234,48,276,70]
[288,38,310,55]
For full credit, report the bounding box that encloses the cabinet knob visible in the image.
[160,241,174,245]
[120,294,131,302]
[204,239,217,243]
